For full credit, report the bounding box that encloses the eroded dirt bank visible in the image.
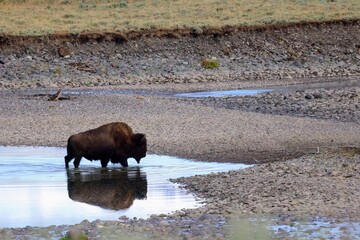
[0,20,360,89]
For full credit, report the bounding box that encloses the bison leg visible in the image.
[73,156,82,168]
[111,156,128,167]
[120,159,128,167]
[64,155,73,169]
[101,159,109,168]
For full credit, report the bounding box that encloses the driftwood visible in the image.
[48,89,70,101]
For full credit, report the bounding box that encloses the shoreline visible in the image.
[0,75,359,164]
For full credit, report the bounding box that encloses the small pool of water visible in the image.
[175,89,272,97]
[0,146,249,228]
[174,78,360,98]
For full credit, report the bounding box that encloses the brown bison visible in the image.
[65,122,147,168]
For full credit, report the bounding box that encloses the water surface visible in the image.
[0,146,249,228]
[175,89,272,97]
[174,78,360,98]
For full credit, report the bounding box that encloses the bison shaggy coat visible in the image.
[64,122,147,168]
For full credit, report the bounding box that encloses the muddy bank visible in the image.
[0,20,360,89]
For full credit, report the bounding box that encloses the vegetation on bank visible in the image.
[0,0,359,36]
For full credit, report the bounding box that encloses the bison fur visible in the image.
[64,122,147,168]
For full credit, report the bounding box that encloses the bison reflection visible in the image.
[67,167,147,210]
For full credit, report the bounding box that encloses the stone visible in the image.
[159,220,170,227]
[66,229,89,240]
[58,46,72,57]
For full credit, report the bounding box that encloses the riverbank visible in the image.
[0,79,359,239]
[0,21,359,239]
[1,20,360,90]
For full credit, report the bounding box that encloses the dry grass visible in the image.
[0,0,359,36]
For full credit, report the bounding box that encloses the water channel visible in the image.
[59,78,359,98]
[0,146,249,228]
[174,78,359,98]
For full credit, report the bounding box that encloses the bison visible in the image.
[64,122,147,168]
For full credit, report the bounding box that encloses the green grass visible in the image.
[201,57,220,69]
[228,217,272,240]
[0,0,359,36]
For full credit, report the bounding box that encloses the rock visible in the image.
[66,229,89,240]
[304,94,313,99]
[119,215,129,221]
[58,46,72,57]
[150,214,159,219]
[159,220,170,227]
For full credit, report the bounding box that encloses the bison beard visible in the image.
[64,122,147,168]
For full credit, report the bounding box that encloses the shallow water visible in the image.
[27,78,359,99]
[174,78,360,98]
[174,89,272,97]
[0,146,249,228]
[272,217,360,239]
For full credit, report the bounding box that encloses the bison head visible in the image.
[132,133,147,163]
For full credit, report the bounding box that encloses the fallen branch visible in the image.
[48,89,70,101]
[49,89,62,101]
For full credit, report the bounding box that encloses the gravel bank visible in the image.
[173,148,360,219]
[184,86,360,123]
[0,87,358,164]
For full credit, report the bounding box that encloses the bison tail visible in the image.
[64,137,75,168]
[66,137,75,159]
[66,137,70,153]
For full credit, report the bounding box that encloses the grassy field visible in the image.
[0,0,360,36]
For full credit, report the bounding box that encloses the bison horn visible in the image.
[133,133,146,145]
